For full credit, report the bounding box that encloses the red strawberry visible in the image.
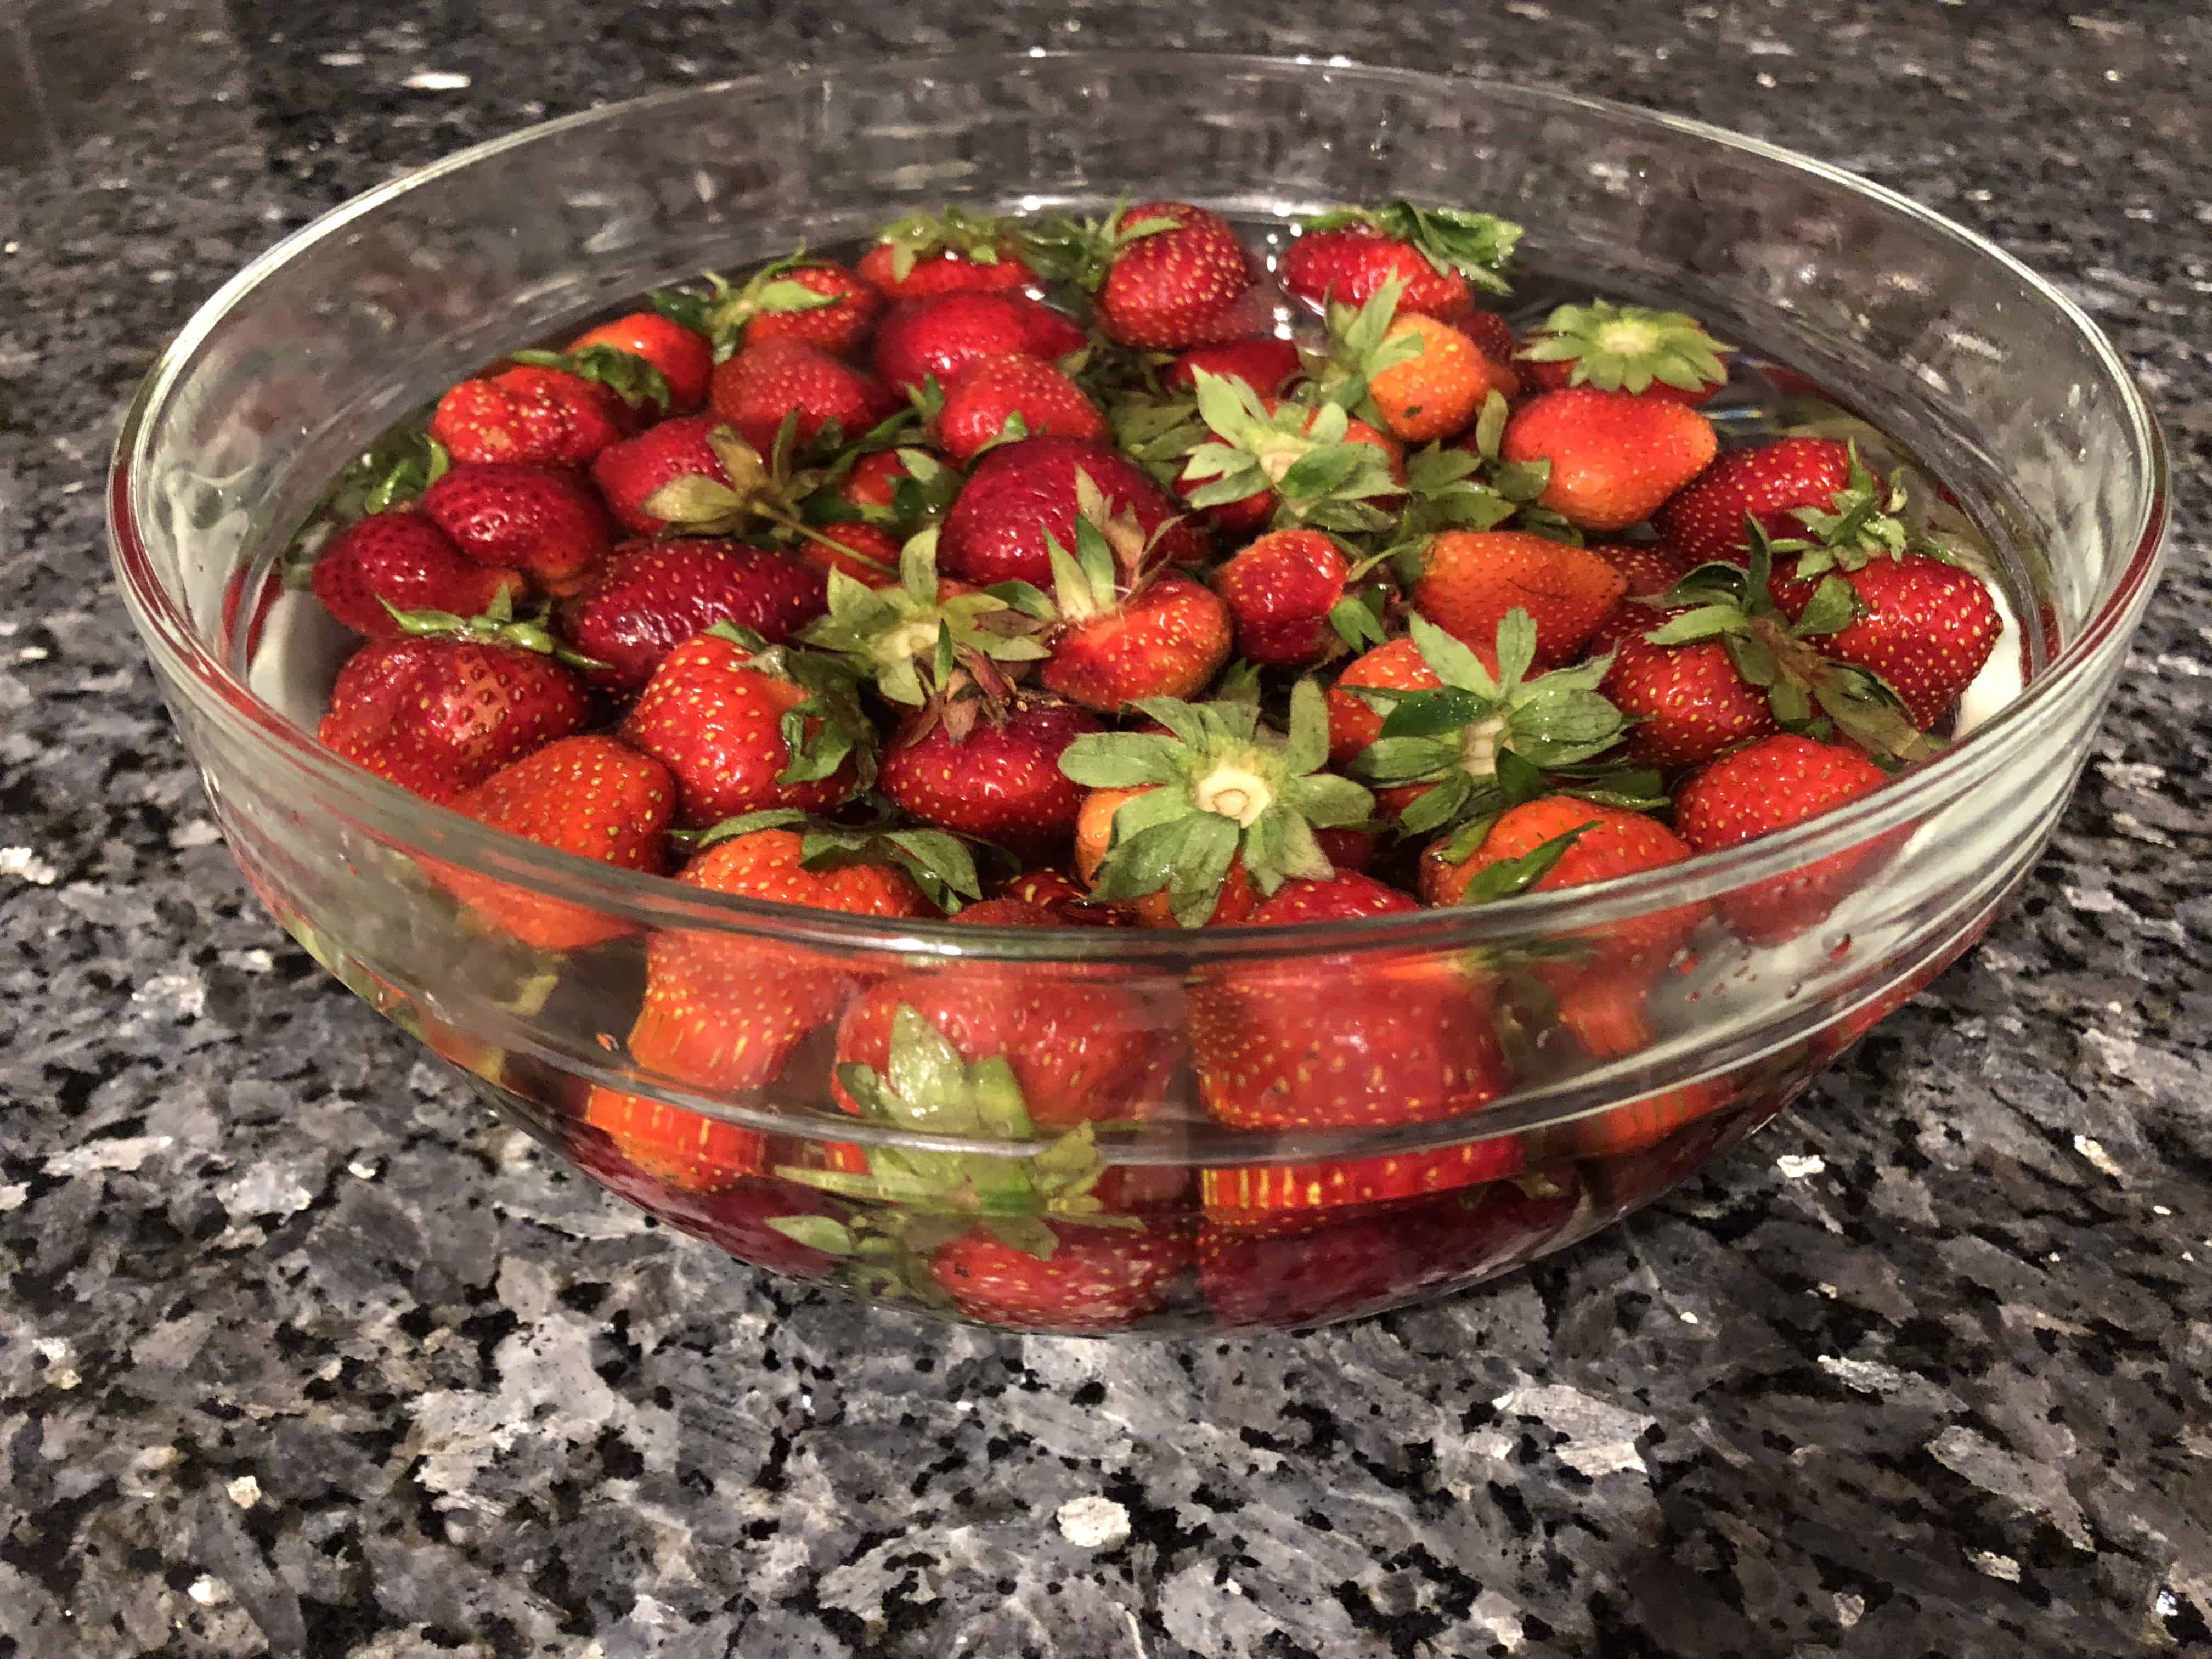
[1024,199,1250,348]
[1674,732,1891,942]
[1409,529,1626,665]
[428,364,631,466]
[557,539,827,693]
[932,354,1107,464]
[799,521,903,589]
[839,449,915,512]
[741,260,883,356]
[1174,382,1404,539]
[1324,636,1443,766]
[1591,538,1696,600]
[878,695,1103,856]
[1515,301,1730,405]
[1211,529,1349,666]
[1199,1137,1525,1215]
[439,735,675,951]
[858,207,1037,299]
[578,1088,764,1194]
[1769,551,2000,729]
[1458,310,1519,370]
[1602,628,1781,769]
[1501,389,1718,533]
[566,312,715,412]
[309,512,522,638]
[708,338,900,455]
[420,462,616,596]
[317,630,591,803]
[1654,436,1854,566]
[1162,337,1303,397]
[620,630,871,827]
[937,435,1205,587]
[870,291,1087,396]
[930,1223,1190,1331]
[1280,201,1520,321]
[999,868,1136,927]
[588,414,735,538]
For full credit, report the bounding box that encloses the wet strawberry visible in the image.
[938,434,1205,588]
[1515,301,1730,404]
[1211,529,1350,666]
[870,290,1087,396]
[566,311,716,411]
[1280,200,1520,320]
[708,338,900,455]
[1500,388,1718,533]
[1655,436,1854,566]
[557,538,827,693]
[1162,337,1304,398]
[932,1223,1191,1331]
[420,461,616,596]
[859,207,1037,299]
[309,511,522,638]
[1022,199,1251,348]
[933,354,1106,464]
[1409,529,1626,666]
[428,363,632,466]
[879,695,1103,857]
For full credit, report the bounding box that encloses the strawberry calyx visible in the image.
[1180,370,1402,535]
[508,344,674,414]
[807,444,961,534]
[1643,519,1938,764]
[648,250,844,360]
[695,621,882,791]
[1298,277,1424,423]
[1059,680,1375,926]
[378,589,607,671]
[1030,466,1185,626]
[1107,392,1209,488]
[1516,301,1731,397]
[642,417,921,567]
[1295,200,1523,294]
[1350,610,1637,838]
[798,531,1049,707]
[1012,198,1186,293]
[687,805,983,912]
[870,207,1022,282]
[1766,442,1914,578]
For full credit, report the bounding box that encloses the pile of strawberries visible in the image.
[295,195,2002,1330]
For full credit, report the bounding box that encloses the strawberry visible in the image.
[930,1223,1190,1331]
[579,1088,764,1193]
[1654,436,1854,566]
[652,253,882,359]
[879,694,1104,856]
[997,868,1135,927]
[1162,337,1304,398]
[1590,537,1696,600]
[1211,529,1350,666]
[708,338,900,456]
[870,290,1087,396]
[1020,199,1250,348]
[1409,528,1626,665]
[932,354,1106,464]
[800,529,1048,706]
[838,448,918,514]
[1073,787,1256,928]
[317,612,591,803]
[858,207,1037,298]
[309,511,522,638]
[1363,312,1514,441]
[1458,310,1520,371]
[1199,1207,1425,1328]
[1500,388,1717,533]
[1198,1136,1526,1215]
[428,363,633,466]
[1674,732,1892,943]
[439,735,675,952]
[1325,635,1441,767]
[420,461,616,596]
[1176,373,1404,538]
[588,414,737,538]
[1601,628,1780,769]
[937,434,1205,588]
[557,538,827,693]
[740,261,882,356]
[799,521,904,589]
[1058,680,1375,928]
[566,311,715,411]
[1187,867,1509,1129]
[1770,550,2000,729]
[1280,200,1521,320]
[1516,300,1730,404]
[621,627,874,827]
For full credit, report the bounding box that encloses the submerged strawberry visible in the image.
[1516,300,1730,404]
[938,434,1205,588]
[420,461,617,596]
[557,538,827,693]
[870,290,1086,396]
[310,511,522,639]
[1211,529,1350,667]
[1281,200,1522,321]
[932,1223,1190,1330]
[428,363,632,466]
[1020,199,1251,348]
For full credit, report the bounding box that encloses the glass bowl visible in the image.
[109,52,2167,1336]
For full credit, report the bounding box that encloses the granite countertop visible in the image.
[2,2,2208,1655]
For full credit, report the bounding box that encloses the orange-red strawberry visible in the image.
[1162,337,1304,397]
[1073,787,1257,930]
[858,207,1037,299]
[428,363,633,466]
[708,338,900,455]
[566,311,715,412]
[1364,313,1514,441]
[1655,435,1854,566]
[1175,378,1404,539]
[1325,636,1443,766]
[1769,551,2000,729]
[309,511,522,638]
[1602,628,1780,769]
[1502,388,1717,533]
[420,461,615,596]
[557,538,827,692]
[938,434,1206,587]
[1592,537,1696,600]
[1280,200,1520,321]
[1516,301,1730,405]
[1409,528,1626,665]
[932,354,1106,464]
[579,1089,764,1193]
[1674,733,1892,942]
[879,695,1103,856]
[869,290,1087,396]
[1023,199,1250,348]
[1211,528,1350,666]
[1198,1138,1527,1215]
[621,629,871,827]
[440,735,675,952]
[930,1223,1190,1330]
[741,260,882,356]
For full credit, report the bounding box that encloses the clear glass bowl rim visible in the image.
[108,48,2172,963]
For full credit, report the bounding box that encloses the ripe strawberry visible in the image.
[428,363,632,466]
[870,290,1087,396]
[1073,787,1258,929]
[1363,312,1514,441]
[931,1223,1190,1330]
[1591,537,1696,600]
[420,461,616,596]
[1161,337,1304,397]
[1515,301,1730,404]
[1211,529,1350,665]
[1325,635,1442,766]
[579,1088,765,1193]
[800,521,903,589]
[938,434,1205,587]
[317,626,591,803]
[588,414,735,537]
[622,629,872,827]
[1176,375,1404,538]
[932,354,1107,464]
[1022,199,1250,348]
[1198,1207,1421,1327]
[309,511,522,638]
[708,338,901,455]
[998,867,1136,927]
[566,311,715,411]
[1502,388,1718,533]
[1409,529,1626,665]
[1654,436,1854,566]
[1675,733,1892,942]
[1458,310,1520,370]
[838,448,916,513]
[741,260,882,356]
[1770,551,2000,729]
[858,207,1037,298]
[653,253,884,359]
[1280,200,1521,320]
[879,695,1103,856]
[439,735,675,952]
[1199,1137,1527,1216]
[1602,628,1780,769]
[556,537,826,692]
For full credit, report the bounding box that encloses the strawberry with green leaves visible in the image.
[1058,680,1376,928]
[1019,199,1252,348]
[1501,386,1718,533]
[420,461,617,597]
[708,337,901,456]
[869,290,1087,397]
[1176,370,1405,538]
[857,207,1037,299]
[930,353,1107,464]
[428,362,633,466]
[1516,300,1731,404]
[310,509,523,639]
[557,537,827,693]
[565,311,715,412]
[1281,200,1522,321]
[1163,337,1304,398]
[938,433,1206,588]
[652,252,882,359]
[1303,280,1513,444]
[1655,436,1860,567]
[799,531,1049,707]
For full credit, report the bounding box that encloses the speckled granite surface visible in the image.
[1,2,2207,1655]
